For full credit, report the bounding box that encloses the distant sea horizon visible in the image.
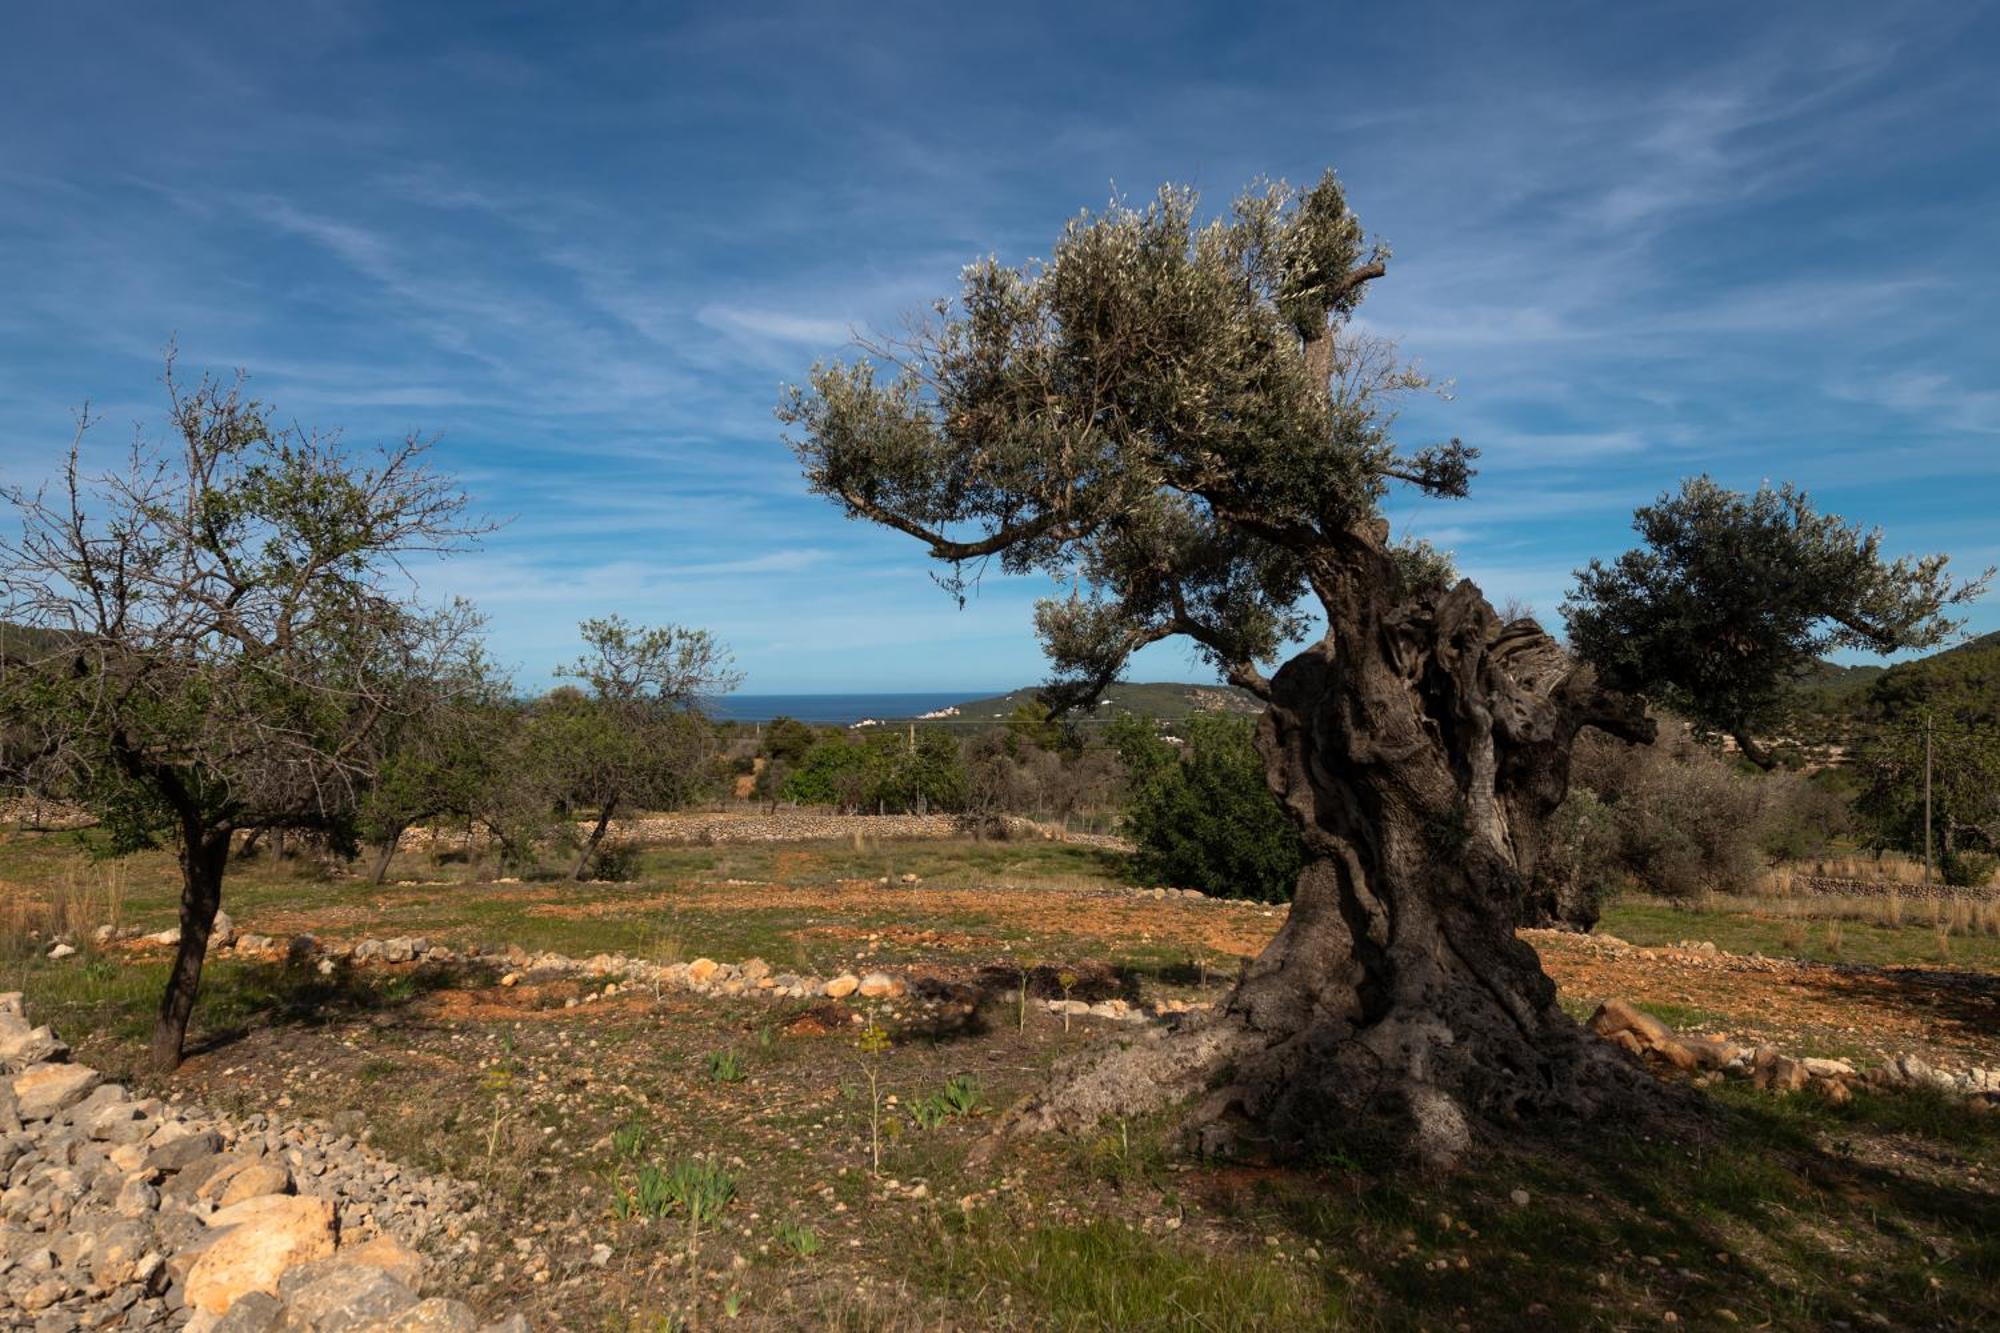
[711,691,1004,726]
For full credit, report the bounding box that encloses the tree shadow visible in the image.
[185,957,474,1059]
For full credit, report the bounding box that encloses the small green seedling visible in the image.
[774,1219,822,1257]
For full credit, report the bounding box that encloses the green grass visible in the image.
[923,1215,1347,1332]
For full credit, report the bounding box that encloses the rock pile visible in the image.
[97,929,1205,1027]
[1587,997,2000,1105]
[1,995,525,1332]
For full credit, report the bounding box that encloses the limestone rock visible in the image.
[360,1297,482,1332]
[11,1061,102,1120]
[186,1194,337,1314]
[216,1161,293,1207]
[686,958,720,985]
[857,972,899,999]
[824,973,859,999]
[277,1260,419,1329]
[334,1234,428,1290]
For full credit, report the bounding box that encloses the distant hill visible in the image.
[1793,629,2000,745]
[894,681,1265,727]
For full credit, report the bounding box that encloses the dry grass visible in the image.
[0,857,126,959]
[1760,850,1998,893]
[1699,886,2000,939]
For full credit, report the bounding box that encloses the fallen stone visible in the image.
[1586,999,1676,1050]
[186,1194,337,1315]
[216,1161,293,1207]
[11,1061,102,1120]
[278,1260,419,1329]
[686,958,720,985]
[857,972,899,999]
[824,974,860,999]
[334,1234,428,1290]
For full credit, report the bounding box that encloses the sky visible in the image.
[2,1,1996,694]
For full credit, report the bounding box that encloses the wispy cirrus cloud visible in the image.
[1,0,1994,688]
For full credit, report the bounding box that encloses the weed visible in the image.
[705,1049,747,1083]
[774,1219,823,1257]
[940,1073,985,1117]
[856,1017,892,1175]
[612,1121,650,1162]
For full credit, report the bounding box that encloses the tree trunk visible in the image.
[1732,729,1780,771]
[1006,573,1662,1167]
[369,828,405,886]
[151,822,232,1071]
[571,797,617,881]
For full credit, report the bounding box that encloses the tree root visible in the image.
[974,1004,1681,1172]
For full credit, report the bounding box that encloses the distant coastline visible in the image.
[712,681,1263,728]
[710,692,987,726]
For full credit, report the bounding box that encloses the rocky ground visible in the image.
[5,834,2000,1328]
[1,995,525,1332]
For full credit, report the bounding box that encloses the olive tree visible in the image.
[1565,478,1987,768]
[779,172,1671,1165]
[0,365,484,1068]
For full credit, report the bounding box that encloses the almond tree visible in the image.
[550,616,739,880]
[0,364,485,1068]
[780,173,1660,1163]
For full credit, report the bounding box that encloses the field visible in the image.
[6,827,2000,1330]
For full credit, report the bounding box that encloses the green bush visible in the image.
[587,843,642,882]
[1942,850,1998,888]
[1121,714,1303,902]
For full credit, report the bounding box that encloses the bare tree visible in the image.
[0,361,486,1068]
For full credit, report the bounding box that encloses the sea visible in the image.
[710,692,990,726]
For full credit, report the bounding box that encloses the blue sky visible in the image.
[3,2,1996,693]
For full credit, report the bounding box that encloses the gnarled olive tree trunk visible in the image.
[1011,566,1659,1166]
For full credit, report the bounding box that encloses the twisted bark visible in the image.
[1006,563,1660,1166]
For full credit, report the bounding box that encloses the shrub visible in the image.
[1123,714,1303,902]
[1560,722,1771,902]
[1942,851,1999,889]
[588,843,643,882]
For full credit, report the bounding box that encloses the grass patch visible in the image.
[921,1215,1345,1331]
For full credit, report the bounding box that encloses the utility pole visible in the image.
[1924,711,1934,890]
